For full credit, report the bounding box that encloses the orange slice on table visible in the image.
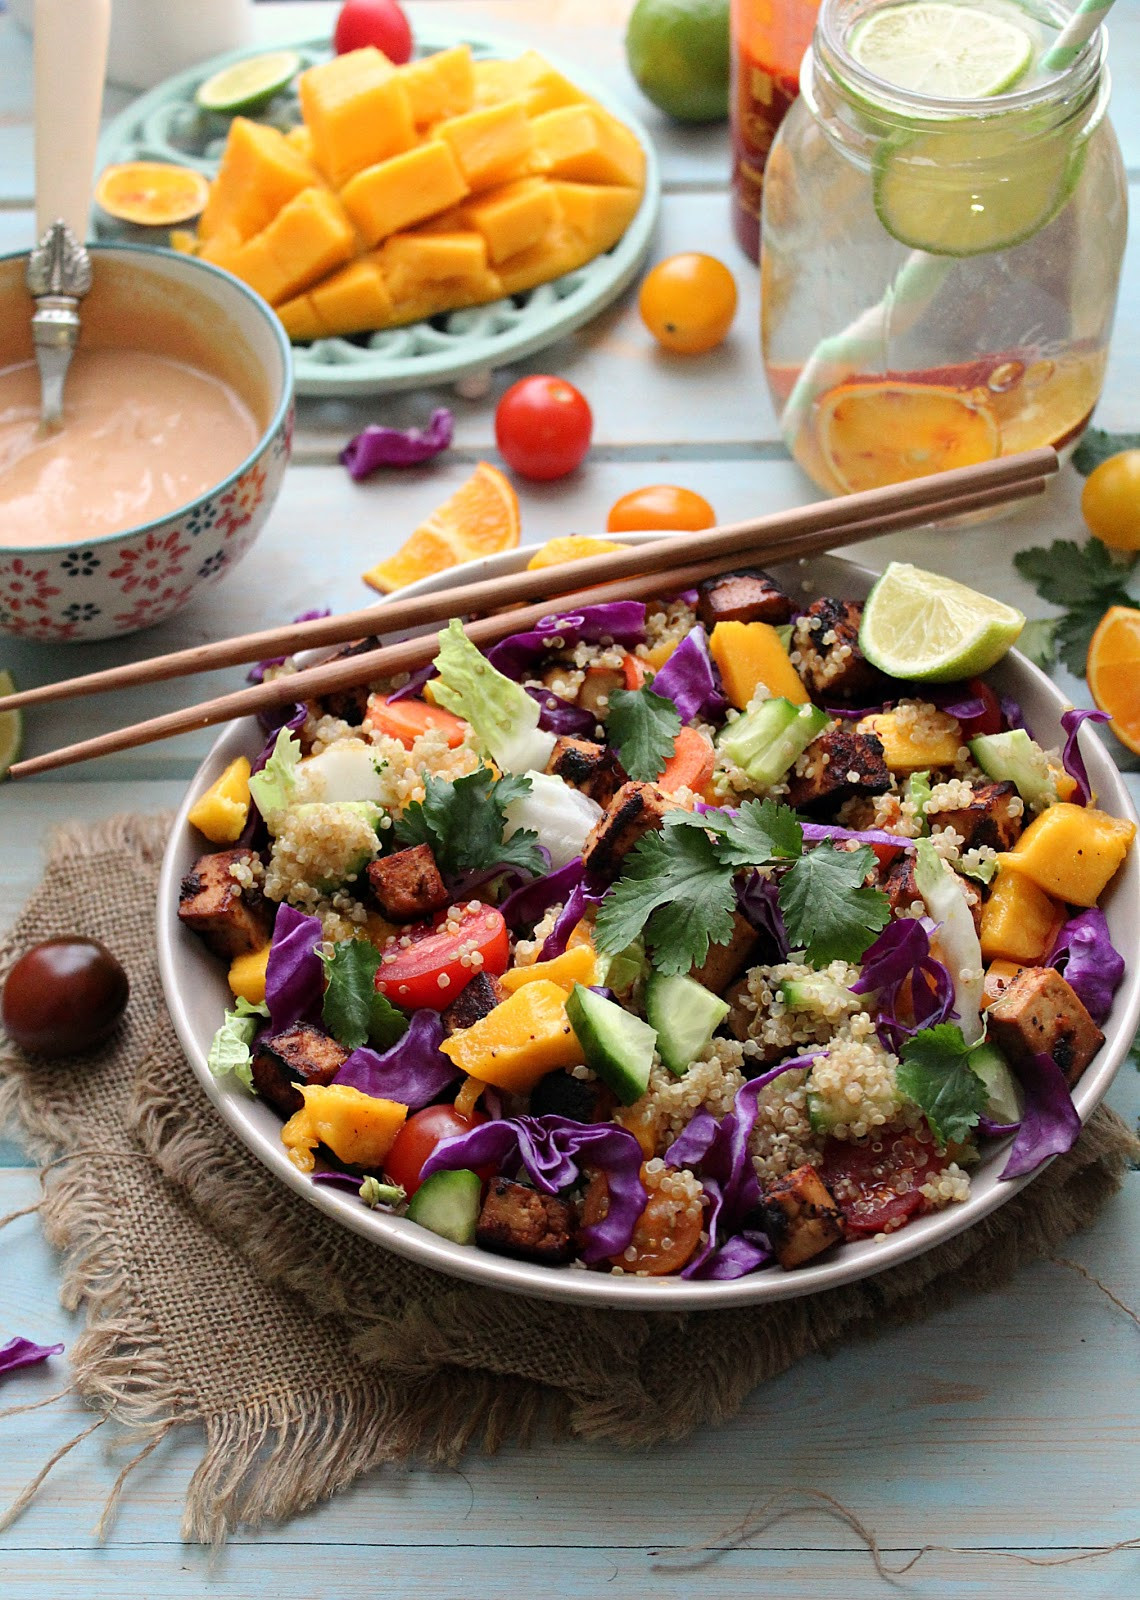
[816,381,1001,494]
[95,162,211,227]
[1086,604,1140,755]
[362,463,520,593]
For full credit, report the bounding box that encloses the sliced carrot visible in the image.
[657,725,715,795]
[364,694,467,749]
[621,652,647,690]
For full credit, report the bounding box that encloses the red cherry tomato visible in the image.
[383,1104,488,1197]
[818,1129,947,1239]
[958,677,1003,740]
[333,0,413,62]
[494,375,593,481]
[374,902,509,1010]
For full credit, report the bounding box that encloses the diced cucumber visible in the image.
[405,1169,482,1245]
[780,973,854,1017]
[969,730,1057,812]
[564,983,656,1105]
[645,972,729,1077]
[968,1042,1025,1126]
[905,769,932,835]
[595,938,650,1002]
[716,697,830,788]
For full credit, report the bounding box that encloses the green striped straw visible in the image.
[1041,0,1117,71]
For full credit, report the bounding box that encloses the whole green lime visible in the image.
[625,0,730,124]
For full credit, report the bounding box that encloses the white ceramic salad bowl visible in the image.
[156,543,1140,1310]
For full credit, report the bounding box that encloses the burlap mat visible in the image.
[1,813,1136,1544]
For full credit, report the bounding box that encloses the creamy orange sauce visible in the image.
[0,349,260,546]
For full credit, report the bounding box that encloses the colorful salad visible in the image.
[180,557,1135,1280]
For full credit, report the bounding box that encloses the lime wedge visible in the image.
[195,50,301,115]
[0,670,24,778]
[859,562,1025,682]
[848,3,1034,99]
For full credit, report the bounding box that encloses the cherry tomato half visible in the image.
[1081,449,1140,551]
[819,1129,947,1239]
[375,901,509,1011]
[494,375,593,481]
[606,484,717,533]
[333,0,413,62]
[2,937,129,1057]
[638,253,737,355]
[958,677,1002,740]
[383,1104,488,1197]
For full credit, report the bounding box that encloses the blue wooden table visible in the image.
[1,3,1138,1594]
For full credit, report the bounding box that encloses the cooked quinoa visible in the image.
[804,1020,904,1140]
[264,803,381,909]
[730,959,866,1057]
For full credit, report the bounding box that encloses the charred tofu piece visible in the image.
[793,597,884,703]
[785,727,890,814]
[307,636,381,727]
[250,1023,350,1118]
[957,873,983,935]
[757,1164,845,1269]
[366,843,449,922]
[530,1068,615,1123]
[577,664,626,719]
[475,1178,577,1264]
[441,971,505,1035]
[881,854,921,918]
[986,966,1104,1087]
[546,736,626,808]
[689,911,760,993]
[933,781,1024,853]
[178,849,273,960]
[697,568,792,629]
[583,781,674,883]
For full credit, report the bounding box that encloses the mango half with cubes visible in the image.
[173,44,647,342]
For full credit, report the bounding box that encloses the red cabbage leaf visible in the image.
[1048,907,1124,1025]
[340,408,453,480]
[1060,707,1110,805]
[0,1336,64,1378]
[486,603,646,680]
[999,1051,1081,1180]
[332,1010,456,1111]
[265,904,326,1032]
[649,625,727,723]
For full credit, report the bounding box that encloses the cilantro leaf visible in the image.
[393,767,545,881]
[1016,617,1058,671]
[717,798,804,865]
[319,940,408,1052]
[1014,538,1137,675]
[896,1023,990,1147]
[778,843,890,966]
[606,686,682,782]
[595,823,737,975]
[1072,428,1140,477]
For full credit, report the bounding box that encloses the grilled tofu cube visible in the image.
[785,727,890,813]
[441,970,505,1034]
[250,1022,350,1118]
[932,780,1024,852]
[792,597,883,703]
[178,849,273,959]
[757,1164,845,1269]
[880,853,922,918]
[475,1178,577,1263]
[546,736,626,807]
[583,780,673,882]
[696,568,792,629]
[986,966,1104,1087]
[529,1067,614,1123]
[366,843,449,922]
[689,911,760,993]
[307,635,381,727]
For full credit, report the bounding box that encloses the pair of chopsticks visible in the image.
[2,447,1057,780]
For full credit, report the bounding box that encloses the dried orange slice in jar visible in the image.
[362,463,520,593]
[815,381,1001,494]
[94,162,211,227]
[1086,605,1140,755]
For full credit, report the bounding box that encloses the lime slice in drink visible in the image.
[859,562,1025,682]
[0,671,24,779]
[848,3,1033,99]
[195,51,301,115]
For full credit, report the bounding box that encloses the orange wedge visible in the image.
[1086,604,1140,755]
[362,462,520,593]
[816,381,1000,494]
[95,162,210,227]
[526,535,626,570]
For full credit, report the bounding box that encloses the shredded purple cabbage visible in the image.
[486,603,647,680]
[526,685,599,737]
[734,870,789,959]
[252,699,307,755]
[333,1010,455,1111]
[1061,707,1110,805]
[340,408,453,480]
[248,609,332,686]
[0,1337,64,1378]
[418,1114,647,1262]
[649,625,727,723]
[385,663,437,703]
[1000,694,1031,736]
[265,904,325,1032]
[310,1170,365,1193]
[500,857,585,931]
[800,821,910,858]
[538,879,608,959]
[999,1052,1081,1180]
[851,917,956,1050]
[1048,907,1124,1026]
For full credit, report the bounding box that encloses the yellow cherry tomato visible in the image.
[606,483,717,532]
[638,252,737,354]
[1081,450,1140,551]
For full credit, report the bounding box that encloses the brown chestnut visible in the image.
[2,937,129,1057]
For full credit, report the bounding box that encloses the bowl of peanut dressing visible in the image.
[0,243,293,641]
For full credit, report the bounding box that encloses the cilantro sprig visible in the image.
[606,686,681,782]
[896,1023,990,1147]
[319,941,408,1052]
[1013,537,1137,675]
[393,767,545,881]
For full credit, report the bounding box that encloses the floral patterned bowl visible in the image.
[0,243,293,642]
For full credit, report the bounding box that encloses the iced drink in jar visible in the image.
[760,0,1127,497]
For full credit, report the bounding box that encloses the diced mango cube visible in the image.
[198,223,244,272]
[1006,802,1135,907]
[286,124,315,162]
[499,943,597,995]
[188,756,252,843]
[473,50,588,117]
[440,979,584,1092]
[495,223,582,296]
[460,176,559,264]
[199,117,317,242]
[709,620,810,709]
[233,187,356,304]
[309,255,394,336]
[340,141,469,246]
[549,180,641,255]
[299,47,415,188]
[281,1084,407,1174]
[379,228,489,299]
[399,44,475,126]
[981,958,1026,1010]
[276,292,325,343]
[979,866,1066,963]
[857,708,962,774]
[529,105,646,187]
[435,99,534,191]
[228,943,271,1006]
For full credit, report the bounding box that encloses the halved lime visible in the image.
[848,3,1034,99]
[859,562,1025,682]
[0,671,24,779]
[195,50,301,115]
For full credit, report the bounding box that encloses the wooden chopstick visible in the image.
[0,447,1057,716]
[5,467,1050,781]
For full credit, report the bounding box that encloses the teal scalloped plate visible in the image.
[95,28,661,398]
